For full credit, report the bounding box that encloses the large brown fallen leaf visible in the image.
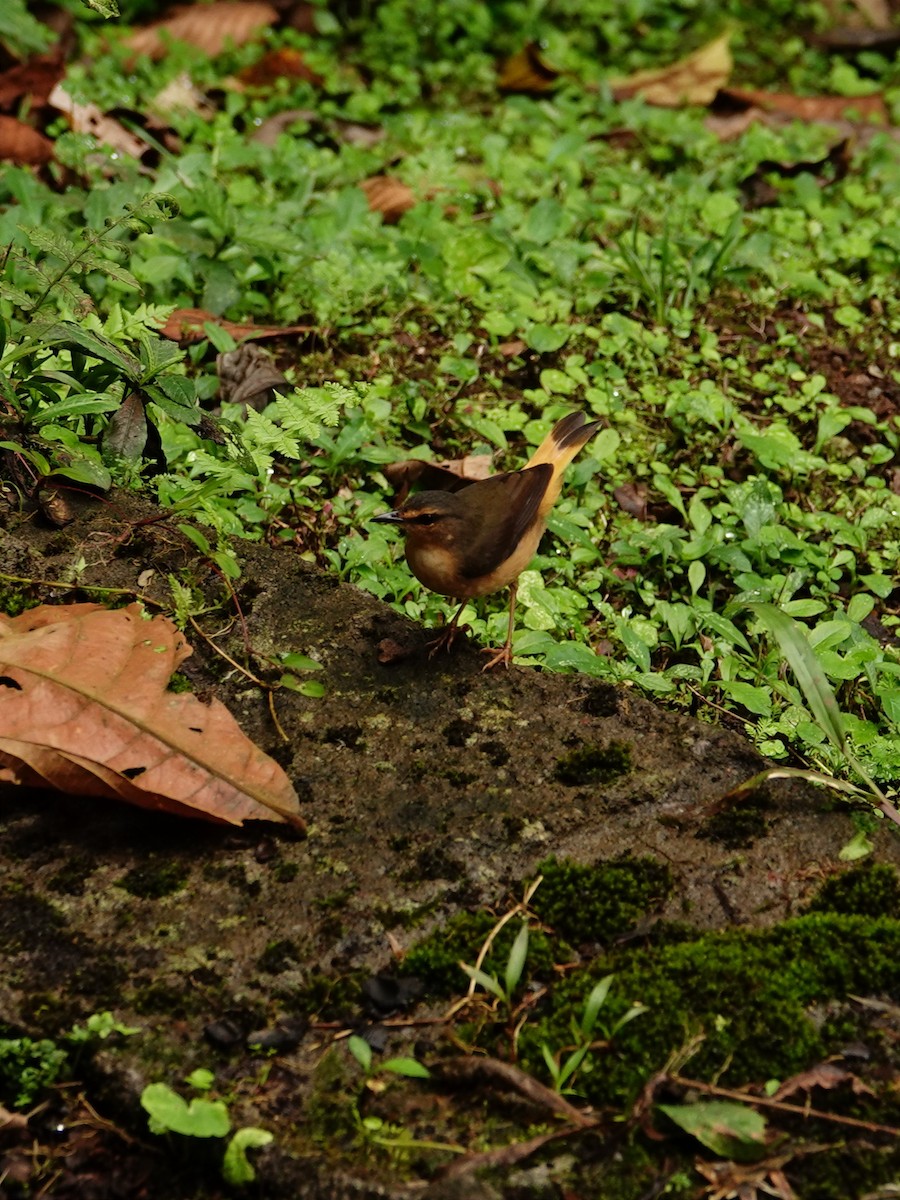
[0,115,55,166]
[611,32,732,107]
[125,1,277,60]
[0,54,65,110]
[359,175,417,224]
[0,603,302,828]
[156,307,315,343]
[719,85,888,124]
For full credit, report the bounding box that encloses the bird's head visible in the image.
[371,490,468,551]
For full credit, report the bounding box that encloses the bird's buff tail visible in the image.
[526,412,601,513]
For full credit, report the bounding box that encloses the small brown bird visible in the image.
[373,412,601,669]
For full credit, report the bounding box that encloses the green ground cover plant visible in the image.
[1,0,899,807]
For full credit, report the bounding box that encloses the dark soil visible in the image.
[0,494,898,1200]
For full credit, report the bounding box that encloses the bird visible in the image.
[372,411,601,670]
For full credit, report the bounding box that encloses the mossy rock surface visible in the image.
[1,500,899,1199]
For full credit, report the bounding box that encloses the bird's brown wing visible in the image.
[457,464,553,580]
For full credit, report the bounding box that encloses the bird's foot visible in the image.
[480,643,513,672]
[427,623,469,659]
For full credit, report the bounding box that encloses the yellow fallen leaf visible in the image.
[612,32,732,108]
[498,43,561,93]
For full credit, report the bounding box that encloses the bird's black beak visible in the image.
[371,510,404,525]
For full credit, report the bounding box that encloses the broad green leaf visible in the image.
[618,623,651,672]
[591,427,620,461]
[30,393,121,426]
[526,324,569,353]
[525,198,565,245]
[581,975,613,1036]
[382,1057,430,1078]
[222,1127,273,1186]
[718,681,772,716]
[140,1083,230,1138]
[41,323,140,376]
[659,1100,767,1161]
[46,460,112,490]
[540,641,608,676]
[297,679,326,698]
[847,593,875,624]
[701,611,751,653]
[280,653,323,672]
[839,830,873,862]
[348,1035,372,1072]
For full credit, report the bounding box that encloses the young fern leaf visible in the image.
[22,228,85,265]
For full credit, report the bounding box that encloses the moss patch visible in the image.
[257,938,302,974]
[117,860,190,899]
[404,909,566,997]
[554,739,633,785]
[805,862,900,918]
[533,855,672,944]
[697,798,769,848]
[519,912,900,1113]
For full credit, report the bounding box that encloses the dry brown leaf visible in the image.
[48,83,149,158]
[0,603,302,828]
[498,339,526,357]
[819,25,900,50]
[0,116,54,166]
[498,43,561,93]
[103,392,149,462]
[848,0,892,27]
[125,1,277,61]
[250,108,384,149]
[155,307,315,343]
[383,454,493,502]
[359,175,416,224]
[719,85,888,124]
[237,46,323,87]
[376,637,413,665]
[773,1062,875,1101]
[0,54,65,110]
[150,73,215,118]
[217,343,287,409]
[614,482,649,520]
[705,108,764,141]
[612,32,732,107]
[695,1156,797,1200]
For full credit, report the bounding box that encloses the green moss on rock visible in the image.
[117,860,189,899]
[292,972,365,1020]
[257,938,301,974]
[805,862,900,918]
[554,739,632,786]
[533,855,672,945]
[698,800,769,848]
[519,912,900,1111]
[404,910,566,997]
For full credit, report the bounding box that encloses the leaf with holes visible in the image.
[0,603,302,828]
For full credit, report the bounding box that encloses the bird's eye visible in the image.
[413,513,439,525]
